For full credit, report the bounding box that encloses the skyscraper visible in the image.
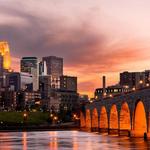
[42,56,63,89]
[21,57,38,74]
[39,61,47,76]
[0,55,3,88]
[6,72,33,91]
[60,75,77,92]
[120,71,146,89]
[42,56,63,76]
[0,55,3,76]
[0,41,11,70]
[20,57,39,91]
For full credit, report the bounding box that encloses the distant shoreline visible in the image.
[0,125,80,132]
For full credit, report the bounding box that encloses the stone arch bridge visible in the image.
[80,88,150,138]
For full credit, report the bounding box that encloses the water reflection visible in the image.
[0,131,150,149]
[22,132,27,150]
[72,131,78,150]
[0,133,12,150]
[49,131,58,150]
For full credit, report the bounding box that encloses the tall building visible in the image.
[60,75,77,92]
[39,75,51,99]
[16,91,41,110]
[39,61,47,76]
[42,56,63,76]
[0,55,3,76]
[21,57,38,74]
[0,55,3,88]
[6,72,33,91]
[120,71,133,88]
[144,70,150,84]
[120,71,146,89]
[56,90,79,112]
[20,57,39,91]
[42,56,63,89]
[0,41,11,70]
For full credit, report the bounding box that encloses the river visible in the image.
[0,131,150,150]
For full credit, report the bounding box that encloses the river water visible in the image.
[0,131,150,150]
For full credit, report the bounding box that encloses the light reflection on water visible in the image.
[0,131,150,150]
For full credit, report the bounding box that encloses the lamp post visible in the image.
[132,87,136,91]
[53,116,58,124]
[139,80,143,89]
[23,112,28,127]
[50,113,53,118]
[72,113,79,125]
[23,112,27,121]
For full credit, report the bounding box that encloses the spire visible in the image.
[0,41,11,69]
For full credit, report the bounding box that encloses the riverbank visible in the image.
[0,123,80,132]
[0,111,49,125]
[0,111,80,132]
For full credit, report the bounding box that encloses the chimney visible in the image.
[102,76,106,95]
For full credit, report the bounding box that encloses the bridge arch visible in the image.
[133,100,147,137]
[85,109,91,128]
[80,111,86,128]
[120,102,131,130]
[91,108,99,129]
[109,104,118,129]
[99,106,108,129]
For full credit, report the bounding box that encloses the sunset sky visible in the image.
[0,0,150,97]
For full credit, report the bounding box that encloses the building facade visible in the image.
[42,56,63,89]
[6,72,33,91]
[60,75,77,92]
[39,61,47,76]
[42,56,63,76]
[120,71,148,89]
[39,75,51,99]
[20,57,39,91]
[16,91,41,110]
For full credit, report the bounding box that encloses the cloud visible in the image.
[0,0,149,97]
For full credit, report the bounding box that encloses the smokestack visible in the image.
[102,76,106,95]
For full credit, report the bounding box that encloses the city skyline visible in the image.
[0,1,150,148]
[0,0,150,97]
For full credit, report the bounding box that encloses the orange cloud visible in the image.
[11,41,150,98]
[64,41,150,97]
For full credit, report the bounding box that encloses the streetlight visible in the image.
[23,112,28,121]
[103,92,107,97]
[50,113,53,118]
[53,116,58,121]
[73,114,79,120]
[53,116,58,124]
[125,85,129,90]
[73,114,77,118]
[139,80,143,89]
[139,80,143,84]
[132,87,136,91]
[109,94,113,98]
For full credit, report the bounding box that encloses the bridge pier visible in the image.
[91,127,99,132]
[119,130,130,136]
[99,128,108,134]
[130,130,145,138]
[81,127,92,132]
[145,132,150,140]
[146,112,150,139]
[108,129,119,135]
